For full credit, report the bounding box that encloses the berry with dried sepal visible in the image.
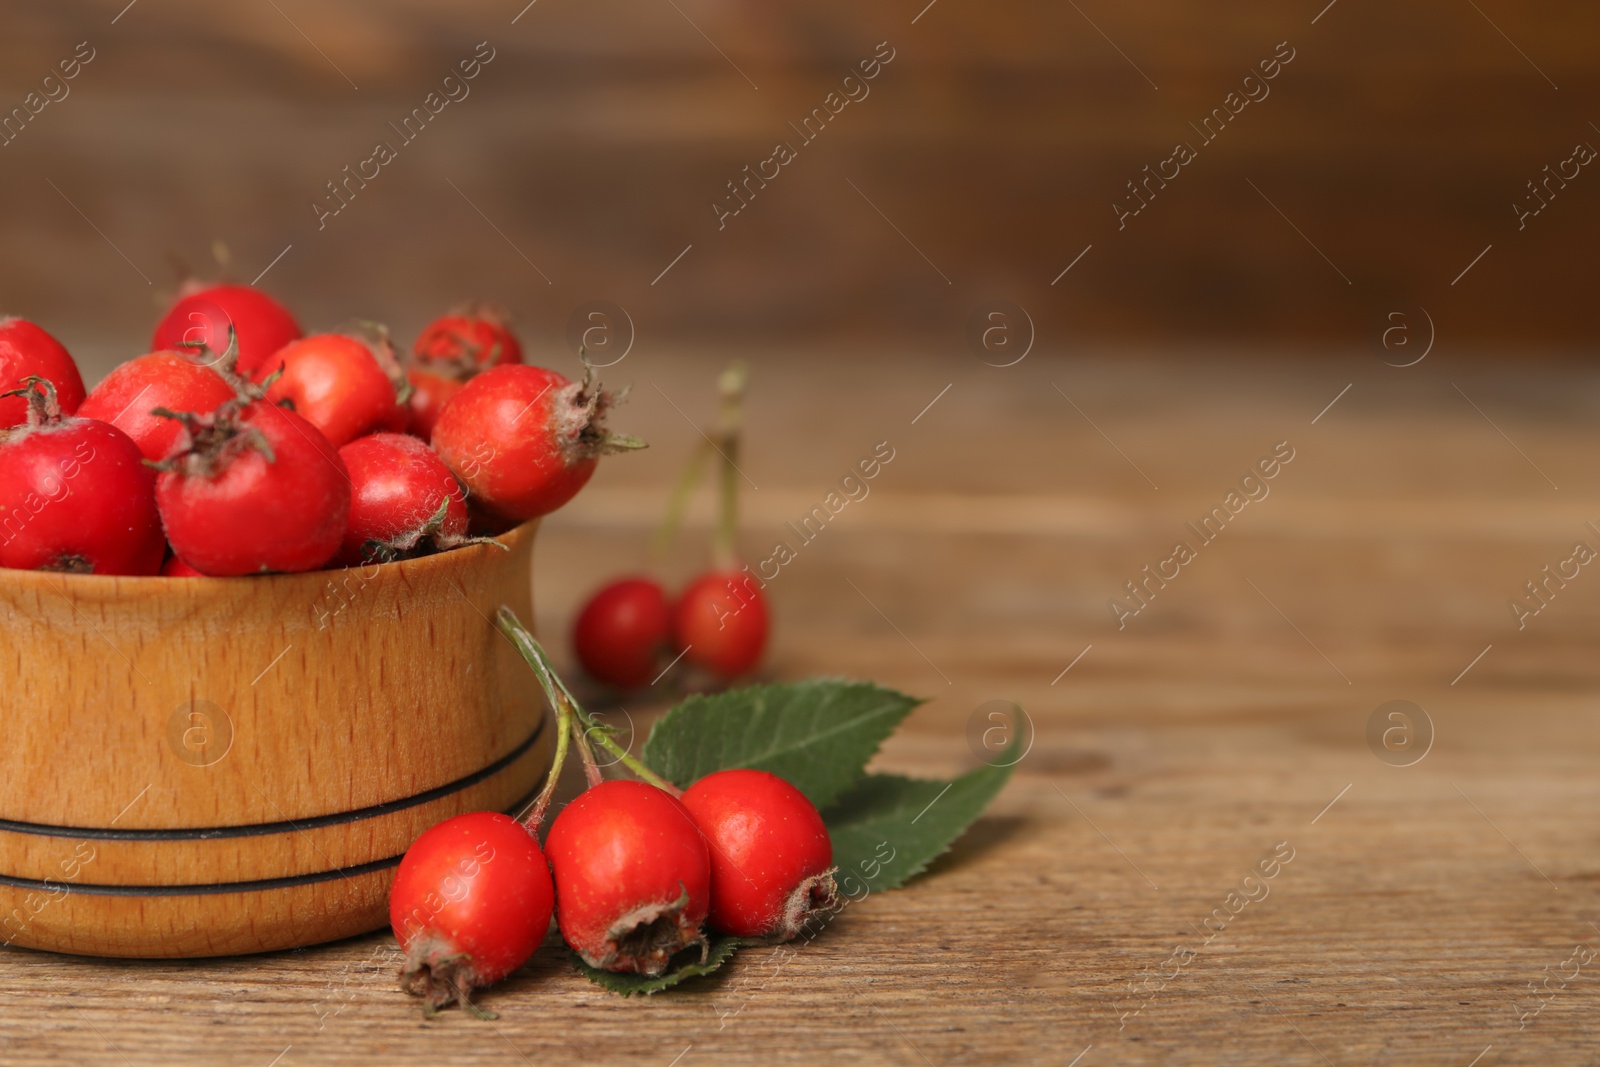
[544,779,710,976]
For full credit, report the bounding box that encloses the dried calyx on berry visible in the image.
[561,354,646,462]
[0,375,65,436]
[147,399,274,478]
[347,320,412,406]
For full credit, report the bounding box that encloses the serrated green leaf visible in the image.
[641,680,923,808]
[571,933,755,995]
[823,743,1018,896]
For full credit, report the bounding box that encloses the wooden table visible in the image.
[4,349,1597,1065]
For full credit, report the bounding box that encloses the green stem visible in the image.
[494,606,680,796]
[649,438,713,564]
[496,608,572,833]
[712,361,748,571]
[570,711,604,789]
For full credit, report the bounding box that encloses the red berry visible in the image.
[544,780,710,975]
[0,381,164,575]
[151,284,301,378]
[0,319,85,428]
[572,577,671,688]
[673,570,769,678]
[155,401,350,576]
[681,769,837,940]
[431,364,619,523]
[336,433,467,566]
[403,367,464,441]
[390,811,554,1016]
[161,554,204,577]
[414,304,523,374]
[78,351,236,462]
[252,332,406,448]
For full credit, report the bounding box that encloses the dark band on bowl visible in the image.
[0,716,544,842]
[0,783,541,896]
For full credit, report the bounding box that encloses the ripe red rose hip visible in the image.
[544,779,710,975]
[414,304,523,374]
[572,576,671,688]
[403,367,464,442]
[681,769,837,940]
[431,363,635,524]
[151,283,302,378]
[0,319,85,429]
[673,570,769,678]
[390,811,554,1016]
[335,433,468,565]
[252,331,406,448]
[155,400,350,575]
[0,379,164,575]
[78,351,236,462]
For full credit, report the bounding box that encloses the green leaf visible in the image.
[642,680,923,808]
[823,744,1018,896]
[571,933,755,995]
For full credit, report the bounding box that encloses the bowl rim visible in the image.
[0,519,536,594]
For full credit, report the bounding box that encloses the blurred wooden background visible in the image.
[1,0,1597,375]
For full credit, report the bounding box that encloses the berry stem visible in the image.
[494,607,681,796]
[649,439,713,563]
[495,606,571,832]
[712,361,748,571]
[570,713,604,789]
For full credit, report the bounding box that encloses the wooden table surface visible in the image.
[4,348,1599,1065]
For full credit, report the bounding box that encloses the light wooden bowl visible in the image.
[0,521,550,958]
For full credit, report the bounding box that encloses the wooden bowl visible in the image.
[0,522,550,958]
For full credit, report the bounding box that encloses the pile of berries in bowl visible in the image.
[0,284,635,577]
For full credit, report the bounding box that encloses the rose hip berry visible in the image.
[403,367,464,441]
[0,319,85,429]
[414,303,523,374]
[390,811,554,1017]
[252,331,407,448]
[572,576,672,688]
[0,378,165,575]
[335,433,468,565]
[154,400,350,575]
[77,351,236,461]
[431,363,637,525]
[673,570,769,678]
[544,779,711,975]
[151,283,301,378]
[681,769,837,940]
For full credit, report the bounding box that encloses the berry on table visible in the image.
[572,576,671,688]
[544,779,710,975]
[390,811,554,1017]
[681,768,837,940]
[673,570,769,678]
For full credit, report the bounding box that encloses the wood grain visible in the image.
[1,348,1597,1063]
[0,522,550,957]
[5,1,1600,359]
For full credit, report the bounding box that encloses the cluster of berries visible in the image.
[391,622,834,1016]
[0,285,633,576]
[572,363,769,688]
